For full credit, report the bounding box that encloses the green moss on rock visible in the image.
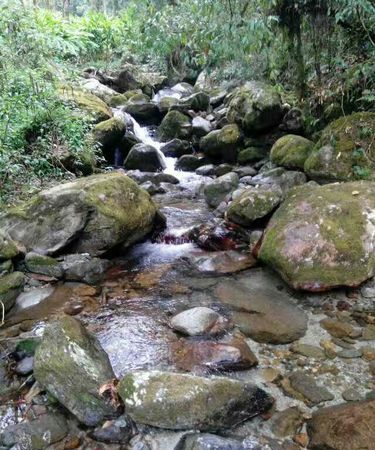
[304,112,375,181]
[200,124,241,163]
[157,110,192,142]
[0,271,25,312]
[238,147,266,164]
[270,134,314,169]
[59,87,112,122]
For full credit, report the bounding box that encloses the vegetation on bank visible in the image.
[0,0,374,203]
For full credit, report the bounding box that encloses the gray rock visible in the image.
[342,388,363,402]
[170,307,220,336]
[0,413,68,450]
[15,356,34,376]
[204,172,239,208]
[192,117,213,138]
[34,316,117,427]
[160,139,192,158]
[200,124,241,163]
[215,164,233,177]
[196,164,215,176]
[126,170,179,185]
[288,372,334,405]
[124,144,166,172]
[25,252,64,278]
[337,348,362,359]
[0,272,25,312]
[61,254,110,284]
[176,155,206,171]
[118,371,273,431]
[176,433,244,450]
[91,415,133,444]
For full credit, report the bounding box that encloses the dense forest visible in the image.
[0,1,375,450]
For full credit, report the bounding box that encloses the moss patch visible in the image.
[270,134,314,169]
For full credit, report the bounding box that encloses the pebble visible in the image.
[320,318,361,339]
[342,388,362,402]
[287,372,335,405]
[290,343,326,359]
[337,348,362,359]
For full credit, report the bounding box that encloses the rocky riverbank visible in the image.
[0,64,374,450]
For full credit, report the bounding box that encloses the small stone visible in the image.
[15,356,34,376]
[332,338,354,349]
[90,416,133,444]
[320,340,337,358]
[170,307,220,336]
[362,324,375,340]
[337,348,362,359]
[320,318,361,339]
[362,346,375,361]
[287,372,334,405]
[63,300,84,316]
[291,343,326,359]
[261,368,281,383]
[342,388,362,402]
[271,407,304,437]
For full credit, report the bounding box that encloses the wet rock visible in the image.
[227,81,283,133]
[91,416,134,444]
[337,348,362,358]
[176,155,206,171]
[0,272,25,312]
[123,95,160,125]
[126,170,179,185]
[304,112,375,182]
[15,286,55,311]
[200,124,241,163]
[270,407,304,438]
[362,346,375,361]
[238,147,267,164]
[290,343,326,359]
[160,139,192,158]
[141,181,166,195]
[215,164,233,177]
[124,144,166,172]
[172,82,195,97]
[92,118,126,163]
[250,168,306,195]
[172,92,210,113]
[320,318,361,339]
[0,173,158,257]
[235,166,257,178]
[196,164,215,176]
[286,372,334,405]
[204,172,239,208]
[25,252,64,278]
[342,388,362,401]
[0,413,68,450]
[176,433,244,450]
[34,316,117,426]
[118,371,273,431]
[157,110,192,142]
[270,134,314,170]
[60,253,110,284]
[362,324,375,340]
[215,268,307,344]
[170,307,220,336]
[259,181,375,291]
[307,399,375,450]
[174,337,258,372]
[192,116,213,138]
[184,250,256,276]
[226,186,282,226]
[15,356,34,376]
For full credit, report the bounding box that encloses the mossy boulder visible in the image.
[226,187,282,226]
[270,134,314,170]
[80,78,118,105]
[0,231,21,260]
[25,252,64,279]
[118,371,273,431]
[238,147,267,164]
[304,112,375,181]
[204,172,239,208]
[109,94,128,107]
[227,81,283,134]
[0,271,25,312]
[171,92,210,113]
[0,173,158,257]
[259,181,375,291]
[200,124,241,163]
[92,118,126,162]
[34,317,116,427]
[157,110,192,142]
[59,87,112,122]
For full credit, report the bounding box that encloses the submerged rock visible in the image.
[270,134,314,170]
[227,81,283,133]
[304,112,375,181]
[124,144,166,172]
[259,181,375,291]
[307,399,375,450]
[34,316,117,426]
[170,307,220,336]
[118,371,273,431]
[0,173,158,257]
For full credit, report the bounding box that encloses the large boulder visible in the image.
[123,94,160,125]
[160,139,192,158]
[259,181,375,291]
[226,187,282,226]
[304,112,375,181]
[204,172,239,208]
[157,110,192,142]
[227,82,283,134]
[124,144,166,172]
[59,87,112,122]
[200,124,241,163]
[0,173,158,257]
[270,134,314,170]
[307,399,375,450]
[118,371,273,431]
[34,317,117,427]
[80,78,119,105]
[0,272,25,312]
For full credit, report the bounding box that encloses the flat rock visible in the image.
[287,372,334,406]
[215,268,307,344]
[170,307,220,336]
[307,399,375,450]
[118,371,273,431]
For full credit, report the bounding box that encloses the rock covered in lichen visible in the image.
[0,173,158,257]
[0,271,25,312]
[227,81,283,133]
[200,124,241,163]
[203,172,239,208]
[270,134,314,170]
[118,371,273,431]
[304,112,375,181]
[157,110,192,142]
[34,316,117,426]
[259,181,375,291]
